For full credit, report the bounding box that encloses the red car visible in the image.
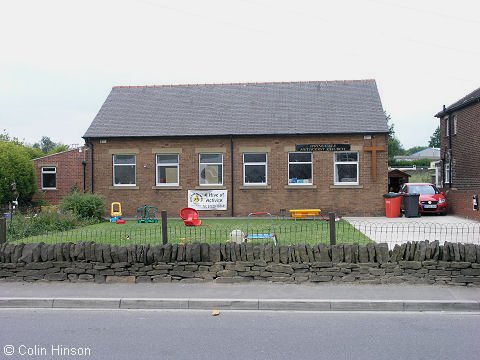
[399,183,448,215]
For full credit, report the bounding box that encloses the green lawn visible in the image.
[10,218,372,246]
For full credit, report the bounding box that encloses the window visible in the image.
[288,152,312,185]
[41,167,56,189]
[113,154,136,186]
[199,153,223,185]
[445,117,450,137]
[156,154,179,186]
[243,153,267,185]
[444,161,451,185]
[453,115,457,135]
[334,152,359,185]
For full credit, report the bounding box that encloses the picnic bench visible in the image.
[289,209,321,220]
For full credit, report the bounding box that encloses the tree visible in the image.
[0,129,22,145]
[49,144,70,154]
[0,141,36,205]
[1,131,68,159]
[32,136,69,154]
[33,136,57,154]
[386,113,404,163]
[24,147,44,159]
[429,126,440,148]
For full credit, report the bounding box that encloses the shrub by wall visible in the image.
[0,241,479,286]
[59,191,105,221]
[6,212,99,241]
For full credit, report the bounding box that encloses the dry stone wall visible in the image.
[1,241,480,286]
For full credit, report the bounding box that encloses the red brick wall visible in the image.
[444,190,480,220]
[33,148,86,205]
[440,102,480,219]
[88,135,388,218]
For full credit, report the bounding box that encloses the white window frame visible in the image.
[199,153,223,186]
[156,154,179,186]
[41,167,57,190]
[445,117,450,137]
[444,161,451,185]
[334,151,359,185]
[288,152,313,185]
[243,153,267,186]
[453,115,457,135]
[112,154,136,187]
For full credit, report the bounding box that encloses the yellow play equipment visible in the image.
[110,202,122,222]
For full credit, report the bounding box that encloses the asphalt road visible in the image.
[1,309,479,360]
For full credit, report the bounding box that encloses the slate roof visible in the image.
[83,80,388,138]
[394,147,440,161]
[435,86,480,118]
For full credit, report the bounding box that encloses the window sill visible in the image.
[195,185,227,190]
[240,185,271,190]
[330,185,363,189]
[284,185,317,189]
[152,186,182,190]
[42,188,57,191]
[109,186,139,190]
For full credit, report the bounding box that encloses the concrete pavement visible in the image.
[344,215,480,248]
[1,282,479,312]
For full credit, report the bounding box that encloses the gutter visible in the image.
[230,136,234,217]
[82,160,87,192]
[435,97,480,118]
[85,139,94,193]
[447,115,452,189]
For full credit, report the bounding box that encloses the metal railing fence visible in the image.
[4,217,480,248]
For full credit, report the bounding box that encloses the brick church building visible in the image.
[82,80,389,217]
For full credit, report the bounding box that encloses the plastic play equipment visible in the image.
[110,202,123,223]
[245,212,277,245]
[180,207,202,226]
[136,205,159,223]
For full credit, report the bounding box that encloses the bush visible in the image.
[7,211,86,240]
[59,192,105,221]
[0,141,36,205]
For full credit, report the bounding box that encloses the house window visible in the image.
[41,167,56,189]
[199,153,223,185]
[156,154,179,186]
[444,161,451,185]
[445,117,450,137]
[113,154,136,186]
[288,152,312,185]
[243,153,267,185]
[453,115,457,135]
[334,152,359,185]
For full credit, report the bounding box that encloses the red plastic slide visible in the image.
[179,208,202,226]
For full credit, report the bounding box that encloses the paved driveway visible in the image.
[343,215,480,248]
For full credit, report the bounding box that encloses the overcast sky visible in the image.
[1,0,479,149]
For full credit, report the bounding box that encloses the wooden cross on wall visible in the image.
[364,137,385,180]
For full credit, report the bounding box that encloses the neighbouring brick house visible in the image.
[33,147,87,205]
[435,86,480,220]
[83,80,389,217]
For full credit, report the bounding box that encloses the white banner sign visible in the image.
[188,190,228,210]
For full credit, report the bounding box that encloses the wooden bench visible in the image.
[289,209,321,220]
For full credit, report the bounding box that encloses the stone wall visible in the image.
[1,241,480,286]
